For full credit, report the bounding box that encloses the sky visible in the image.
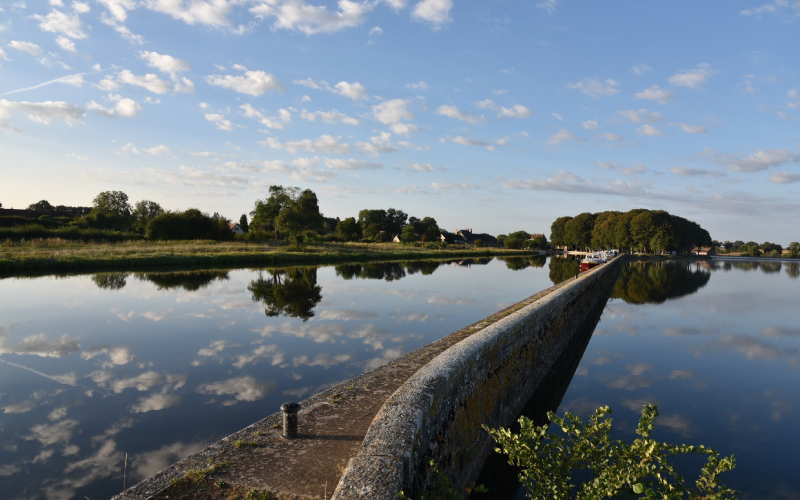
[0,0,799,243]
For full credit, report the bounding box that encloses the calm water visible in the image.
[0,256,553,500]
[485,259,800,500]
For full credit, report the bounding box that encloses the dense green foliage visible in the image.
[551,210,712,253]
[485,404,736,500]
[0,224,138,241]
[145,209,233,241]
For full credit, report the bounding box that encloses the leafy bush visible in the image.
[485,404,736,500]
[0,224,138,242]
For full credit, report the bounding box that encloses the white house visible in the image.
[229,222,245,235]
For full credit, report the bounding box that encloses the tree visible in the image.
[386,208,408,234]
[564,213,594,250]
[274,188,323,247]
[146,209,232,241]
[400,225,417,243]
[788,242,800,258]
[336,217,361,241]
[239,214,249,232]
[28,200,54,212]
[250,185,296,231]
[474,238,483,248]
[486,405,736,500]
[93,191,132,217]
[132,200,163,232]
[504,231,530,249]
[549,216,572,248]
[421,225,440,243]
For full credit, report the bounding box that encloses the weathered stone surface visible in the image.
[330,457,403,499]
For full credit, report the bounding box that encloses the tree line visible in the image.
[550,209,712,253]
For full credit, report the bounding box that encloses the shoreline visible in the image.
[0,242,545,277]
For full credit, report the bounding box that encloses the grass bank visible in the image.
[0,238,543,276]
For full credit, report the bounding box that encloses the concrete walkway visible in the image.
[116,280,572,500]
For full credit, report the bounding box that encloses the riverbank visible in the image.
[0,239,543,276]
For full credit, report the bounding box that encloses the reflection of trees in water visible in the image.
[612,262,710,305]
[248,267,322,322]
[759,262,782,274]
[335,260,454,281]
[135,271,230,291]
[500,256,547,271]
[92,270,230,291]
[91,273,128,290]
[787,263,800,279]
[549,257,580,285]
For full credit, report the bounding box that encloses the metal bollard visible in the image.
[280,402,301,439]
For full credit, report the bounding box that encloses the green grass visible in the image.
[0,239,543,276]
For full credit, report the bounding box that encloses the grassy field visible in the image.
[0,238,543,276]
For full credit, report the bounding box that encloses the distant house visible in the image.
[691,246,716,256]
[229,222,245,235]
[452,228,498,247]
[528,233,546,240]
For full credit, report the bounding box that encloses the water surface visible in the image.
[0,256,551,500]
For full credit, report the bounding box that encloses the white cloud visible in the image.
[673,123,707,134]
[369,25,382,35]
[391,123,418,135]
[546,127,578,145]
[87,94,140,118]
[431,182,479,192]
[293,77,367,100]
[355,131,397,156]
[552,113,562,121]
[436,104,484,123]
[581,119,598,130]
[668,63,714,89]
[32,9,86,39]
[632,64,651,76]
[118,69,171,94]
[618,108,663,123]
[401,161,434,172]
[741,0,800,17]
[536,0,557,13]
[768,171,800,184]
[26,419,78,446]
[323,157,383,170]
[260,134,350,154]
[95,76,120,91]
[567,77,620,97]
[206,70,282,96]
[60,74,84,87]
[373,98,413,124]
[492,89,507,95]
[55,36,76,52]
[145,145,173,156]
[109,371,164,393]
[334,81,368,100]
[636,124,663,137]
[0,99,84,129]
[406,80,427,90]
[8,40,43,56]
[714,148,798,172]
[139,51,190,78]
[412,0,452,26]
[81,345,135,367]
[97,0,136,22]
[634,85,676,104]
[300,109,359,125]
[669,166,724,178]
[241,103,290,129]
[143,0,233,26]
[448,135,505,151]
[197,376,274,404]
[251,0,373,35]
[498,104,532,119]
[100,12,143,44]
[503,170,646,197]
[173,77,195,93]
[205,113,233,131]
[72,1,90,13]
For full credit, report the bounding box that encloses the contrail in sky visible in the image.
[1,68,107,97]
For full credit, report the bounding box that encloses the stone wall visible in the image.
[332,257,622,499]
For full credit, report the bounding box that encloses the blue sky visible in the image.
[1,0,798,242]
